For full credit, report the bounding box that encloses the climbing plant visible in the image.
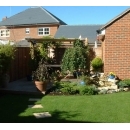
[29,36,63,71]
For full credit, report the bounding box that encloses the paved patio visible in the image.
[0,77,81,95]
[0,78,53,95]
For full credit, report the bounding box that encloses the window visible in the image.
[25,28,30,34]
[0,29,10,37]
[38,27,50,36]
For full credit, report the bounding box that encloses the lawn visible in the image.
[0,92,130,123]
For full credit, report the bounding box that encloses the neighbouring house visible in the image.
[0,6,66,43]
[97,7,130,79]
[0,6,103,61]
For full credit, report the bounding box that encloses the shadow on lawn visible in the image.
[0,93,99,123]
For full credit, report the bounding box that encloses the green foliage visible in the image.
[38,44,48,59]
[61,39,89,73]
[29,45,42,71]
[50,81,98,95]
[79,75,93,85]
[29,37,63,71]
[79,86,98,95]
[91,57,103,71]
[32,59,49,81]
[122,79,130,86]
[0,42,16,73]
[118,79,130,88]
[60,82,80,94]
[73,39,84,48]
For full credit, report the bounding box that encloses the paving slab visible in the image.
[28,104,43,108]
[29,98,41,101]
[33,112,51,118]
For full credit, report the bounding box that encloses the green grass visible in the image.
[0,92,130,123]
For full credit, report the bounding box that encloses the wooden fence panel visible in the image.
[9,47,31,82]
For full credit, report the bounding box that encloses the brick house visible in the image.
[97,8,130,79]
[0,7,66,42]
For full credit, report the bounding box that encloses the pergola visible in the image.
[25,38,87,68]
[25,38,86,48]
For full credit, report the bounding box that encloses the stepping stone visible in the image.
[33,112,51,119]
[29,98,41,101]
[28,105,43,108]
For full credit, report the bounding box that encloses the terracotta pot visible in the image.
[34,80,47,92]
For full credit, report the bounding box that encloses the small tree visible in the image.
[61,39,89,73]
[91,57,103,72]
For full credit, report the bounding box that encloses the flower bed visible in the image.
[46,77,130,96]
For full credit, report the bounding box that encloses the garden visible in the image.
[0,38,130,95]
[28,37,130,95]
[1,39,130,123]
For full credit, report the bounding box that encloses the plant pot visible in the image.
[34,80,48,92]
[109,75,115,79]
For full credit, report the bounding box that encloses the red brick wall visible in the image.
[0,24,59,42]
[104,12,130,79]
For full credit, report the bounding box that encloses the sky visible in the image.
[0,6,130,25]
[0,0,130,25]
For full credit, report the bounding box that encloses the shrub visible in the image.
[79,86,98,95]
[91,57,103,71]
[0,42,16,74]
[122,79,130,86]
[50,81,99,95]
[117,79,130,88]
[60,82,79,94]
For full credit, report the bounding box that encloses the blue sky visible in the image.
[0,6,129,25]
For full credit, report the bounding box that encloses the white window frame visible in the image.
[0,29,10,37]
[25,28,30,34]
[38,27,50,36]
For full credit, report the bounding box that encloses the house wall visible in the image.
[94,46,102,59]
[0,24,59,42]
[104,12,130,79]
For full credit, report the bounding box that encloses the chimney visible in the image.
[2,16,7,21]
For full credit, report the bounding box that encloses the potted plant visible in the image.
[0,42,16,87]
[108,72,116,79]
[32,58,50,92]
